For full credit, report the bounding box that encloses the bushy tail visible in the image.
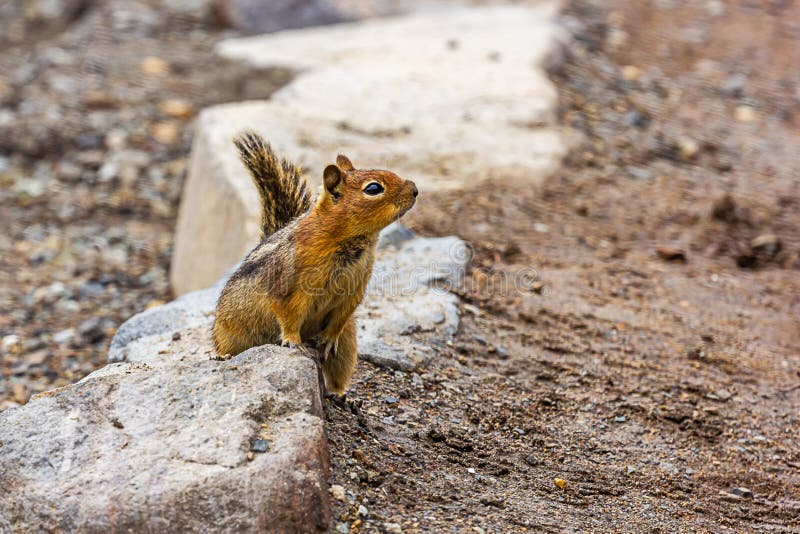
[233,131,312,237]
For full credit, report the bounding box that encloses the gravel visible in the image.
[0,0,288,407]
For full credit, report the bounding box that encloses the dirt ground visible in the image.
[326,1,800,531]
[1,0,799,532]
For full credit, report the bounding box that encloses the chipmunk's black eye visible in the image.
[363,182,384,196]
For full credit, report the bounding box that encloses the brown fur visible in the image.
[213,132,418,394]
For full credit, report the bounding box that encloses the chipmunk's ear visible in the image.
[323,164,344,199]
[336,154,354,172]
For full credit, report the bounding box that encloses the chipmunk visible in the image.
[212,131,418,395]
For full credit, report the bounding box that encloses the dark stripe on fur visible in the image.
[337,236,370,267]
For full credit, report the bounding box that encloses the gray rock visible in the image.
[108,277,225,363]
[722,73,747,97]
[730,487,753,499]
[53,328,75,345]
[76,317,106,345]
[370,234,462,362]
[0,345,329,532]
[357,234,465,370]
[215,0,354,34]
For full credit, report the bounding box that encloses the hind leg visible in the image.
[321,317,358,396]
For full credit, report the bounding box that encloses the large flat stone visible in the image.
[0,346,329,532]
[171,5,563,295]
[215,5,563,188]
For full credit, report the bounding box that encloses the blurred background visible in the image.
[0,0,798,410]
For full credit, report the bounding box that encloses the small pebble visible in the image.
[656,246,686,262]
[172,332,181,341]
[77,317,106,345]
[251,439,270,453]
[140,56,169,75]
[750,234,781,257]
[614,415,626,423]
[722,72,746,97]
[731,487,753,499]
[152,122,179,144]
[554,478,567,490]
[533,223,549,234]
[621,65,642,81]
[677,136,699,160]
[53,329,75,345]
[384,396,399,404]
[357,504,368,516]
[626,165,652,180]
[1,334,20,354]
[622,110,648,128]
[335,522,349,534]
[329,484,346,501]
[159,99,194,118]
[734,105,756,123]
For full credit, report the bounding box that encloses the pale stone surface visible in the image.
[117,224,466,371]
[0,345,329,532]
[358,233,466,370]
[171,5,563,295]
[107,276,225,363]
[170,118,264,296]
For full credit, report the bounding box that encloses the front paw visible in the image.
[318,337,338,363]
[327,392,361,414]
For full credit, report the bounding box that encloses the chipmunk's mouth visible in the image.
[394,184,417,221]
[395,200,415,220]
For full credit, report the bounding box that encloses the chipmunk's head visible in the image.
[318,154,418,236]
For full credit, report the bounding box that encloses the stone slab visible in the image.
[171,5,564,295]
[0,346,329,532]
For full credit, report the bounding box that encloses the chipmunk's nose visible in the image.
[408,181,418,197]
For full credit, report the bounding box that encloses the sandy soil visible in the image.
[326,1,800,531]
